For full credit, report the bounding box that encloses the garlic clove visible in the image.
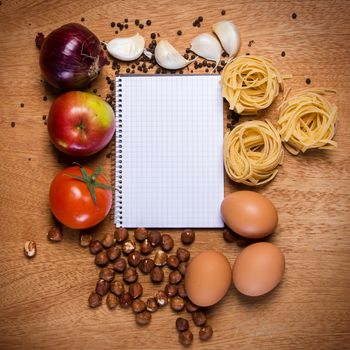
[107,33,145,61]
[190,33,222,64]
[212,21,240,57]
[155,40,191,70]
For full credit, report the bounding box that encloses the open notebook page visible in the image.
[115,74,224,228]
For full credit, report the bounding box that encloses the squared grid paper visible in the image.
[115,74,224,228]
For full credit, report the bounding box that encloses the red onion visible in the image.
[39,23,106,90]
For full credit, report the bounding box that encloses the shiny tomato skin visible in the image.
[50,166,112,229]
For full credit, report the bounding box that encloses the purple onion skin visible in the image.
[39,23,106,90]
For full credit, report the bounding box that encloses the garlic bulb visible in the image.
[190,33,222,65]
[107,33,145,61]
[155,40,191,70]
[213,21,240,57]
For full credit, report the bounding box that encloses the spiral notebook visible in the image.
[115,74,224,228]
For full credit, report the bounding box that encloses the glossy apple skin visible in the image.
[48,91,115,156]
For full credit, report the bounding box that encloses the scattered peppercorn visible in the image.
[306,78,311,85]
[221,10,226,15]
[281,51,286,57]
[81,17,85,22]
[292,13,297,19]
[111,22,116,28]
[135,19,140,25]
[11,122,15,128]
[139,24,144,29]
[177,30,182,36]
[20,103,24,108]
[151,33,156,39]
[146,19,152,26]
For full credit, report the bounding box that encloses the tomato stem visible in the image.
[64,165,112,205]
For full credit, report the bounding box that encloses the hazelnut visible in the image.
[170,296,185,312]
[155,290,168,307]
[148,230,161,246]
[89,240,103,254]
[199,325,213,341]
[132,299,146,313]
[107,246,121,261]
[165,284,178,298]
[140,239,153,255]
[123,267,138,283]
[129,282,143,299]
[102,232,115,248]
[95,251,109,267]
[179,330,193,347]
[88,292,102,308]
[192,311,207,327]
[99,267,115,282]
[178,262,187,275]
[134,227,148,241]
[106,292,119,309]
[169,270,182,284]
[146,297,158,312]
[167,254,179,269]
[185,300,199,313]
[154,250,167,266]
[122,240,136,255]
[135,310,152,326]
[119,292,133,308]
[114,227,129,243]
[139,258,154,274]
[177,285,187,298]
[176,248,190,262]
[181,229,195,245]
[160,234,174,251]
[96,279,110,296]
[24,240,36,258]
[80,233,92,247]
[47,226,63,242]
[150,266,164,283]
[223,229,236,243]
[111,281,124,296]
[113,257,127,272]
[176,317,189,332]
[128,250,141,267]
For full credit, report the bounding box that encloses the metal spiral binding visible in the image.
[115,77,123,227]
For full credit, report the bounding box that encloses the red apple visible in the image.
[48,91,115,156]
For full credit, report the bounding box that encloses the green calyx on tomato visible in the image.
[65,164,112,205]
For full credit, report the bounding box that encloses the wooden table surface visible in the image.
[1,0,349,349]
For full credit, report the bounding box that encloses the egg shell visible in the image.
[232,242,285,297]
[221,191,278,239]
[185,250,231,307]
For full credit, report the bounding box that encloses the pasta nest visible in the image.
[277,88,338,155]
[221,55,284,115]
[224,120,284,186]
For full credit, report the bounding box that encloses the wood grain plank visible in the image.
[0,0,349,349]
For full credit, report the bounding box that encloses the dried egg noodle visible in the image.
[221,55,285,115]
[277,88,338,155]
[224,120,284,186]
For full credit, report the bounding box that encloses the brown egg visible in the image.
[232,242,285,297]
[185,250,231,307]
[221,191,278,239]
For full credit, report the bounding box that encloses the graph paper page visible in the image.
[115,74,224,228]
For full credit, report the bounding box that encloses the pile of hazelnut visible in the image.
[80,227,213,346]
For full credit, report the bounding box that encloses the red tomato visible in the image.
[49,166,112,229]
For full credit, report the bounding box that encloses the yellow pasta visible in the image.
[221,55,285,115]
[224,120,284,186]
[277,88,338,155]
